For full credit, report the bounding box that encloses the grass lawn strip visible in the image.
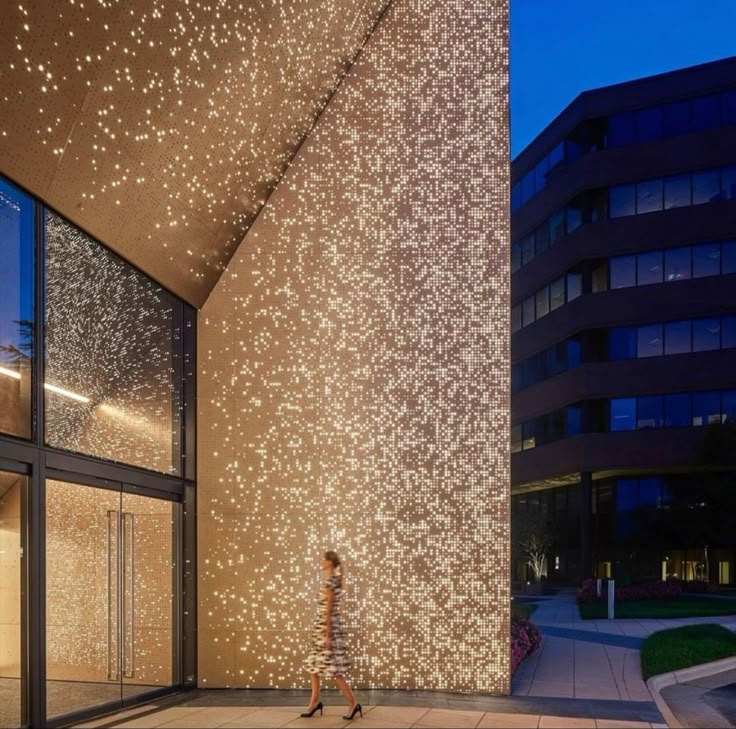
[512,601,538,619]
[579,596,736,620]
[641,624,736,679]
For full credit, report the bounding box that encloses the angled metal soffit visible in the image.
[0,0,391,306]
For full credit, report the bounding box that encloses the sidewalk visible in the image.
[513,593,736,703]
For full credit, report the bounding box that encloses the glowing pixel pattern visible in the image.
[0,0,389,306]
[45,211,180,475]
[198,0,510,693]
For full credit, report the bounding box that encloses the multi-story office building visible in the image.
[511,57,736,587]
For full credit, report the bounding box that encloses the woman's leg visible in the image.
[309,673,321,707]
[335,675,356,709]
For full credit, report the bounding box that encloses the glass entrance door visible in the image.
[45,478,177,721]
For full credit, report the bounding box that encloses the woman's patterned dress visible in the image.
[305,573,350,677]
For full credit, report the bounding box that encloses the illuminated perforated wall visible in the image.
[198,0,510,693]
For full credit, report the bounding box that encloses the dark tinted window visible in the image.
[609,185,636,218]
[723,315,736,349]
[638,324,663,358]
[549,142,565,169]
[535,223,550,254]
[692,95,719,130]
[723,166,736,200]
[664,320,691,355]
[693,318,720,352]
[664,174,691,209]
[665,394,691,427]
[550,210,566,244]
[692,391,721,426]
[723,90,736,125]
[511,243,521,273]
[636,179,663,214]
[637,251,663,285]
[638,395,663,429]
[592,262,608,292]
[665,247,691,282]
[693,242,721,278]
[608,112,636,147]
[693,169,722,204]
[611,398,636,431]
[566,272,582,301]
[511,182,522,212]
[521,170,534,204]
[617,479,638,511]
[522,296,535,327]
[567,406,582,436]
[567,339,581,368]
[723,241,736,274]
[536,286,550,319]
[610,255,636,288]
[550,277,565,311]
[663,100,691,136]
[610,327,637,360]
[566,203,583,234]
[522,235,535,265]
[511,305,521,333]
[534,155,550,194]
[639,478,661,507]
[636,107,663,142]
[723,390,736,424]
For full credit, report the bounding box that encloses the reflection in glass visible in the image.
[723,241,736,275]
[693,243,721,278]
[692,392,721,426]
[611,398,636,431]
[665,247,691,282]
[636,179,663,214]
[535,287,550,319]
[550,277,565,311]
[46,480,175,720]
[0,178,34,439]
[637,396,663,429]
[0,471,25,729]
[45,212,181,474]
[609,185,636,218]
[665,394,691,428]
[692,170,721,204]
[637,324,663,358]
[610,256,636,289]
[693,318,721,352]
[663,174,691,209]
[637,251,663,286]
[664,321,691,355]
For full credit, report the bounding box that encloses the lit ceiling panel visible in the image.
[0,0,389,306]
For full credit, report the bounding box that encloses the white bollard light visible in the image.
[608,579,615,620]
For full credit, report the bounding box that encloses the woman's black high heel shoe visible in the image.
[300,701,323,717]
[343,703,362,720]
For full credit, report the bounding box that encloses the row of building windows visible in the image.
[611,390,736,432]
[511,272,581,332]
[512,312,736,394]
[511,87,736,214]
[602,239,736,290]
[512,388,736,453]
[609,165,736,218]
[511,167,736,275]
[610,315,736,360]
[512,238,736,335]
[608,90,736,148]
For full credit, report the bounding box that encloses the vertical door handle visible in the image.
[107,510,120,681]
[123,511,136,679]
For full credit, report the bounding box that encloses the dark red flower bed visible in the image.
[576,577,719,604]
[511,616,542,674]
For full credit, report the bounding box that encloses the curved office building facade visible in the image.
[511,57,736,586]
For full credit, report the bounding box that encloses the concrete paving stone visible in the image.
[476,712,540,728]
[332,720,411,729]
[526,681,575,699]
[156,706,261,727]
[74,705,163,728]
[282,716,350,729]
[412,708,484,728]
[594,721,650,728]
[359,706,430,724]
[216,708,300,727]
[574,684,621,701]
[538,716,596,728]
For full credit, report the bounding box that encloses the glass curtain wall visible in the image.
[0,178,34,439]
[0,173,195,728]
[45,211,182,475]
[45,479,176,721]
[0,471,26,729]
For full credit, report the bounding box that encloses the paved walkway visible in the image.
[512,592,736,704]
[73,690,667,729]
[660,667,736,727]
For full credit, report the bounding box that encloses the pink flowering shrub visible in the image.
[679,579,718,594]
[577,578,684,604]
[576,578,598,604]
[511,616,542,675]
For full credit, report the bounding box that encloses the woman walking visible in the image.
[301,550,362,720]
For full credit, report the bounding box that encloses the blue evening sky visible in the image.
[511,0,736,157]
